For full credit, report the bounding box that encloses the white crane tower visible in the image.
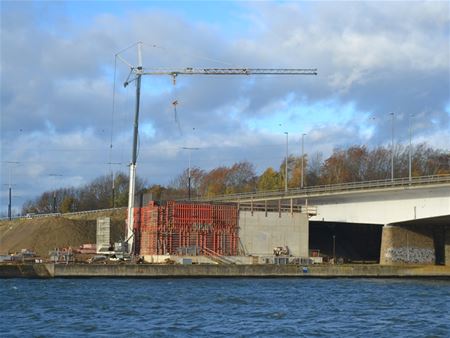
[119,42,317,255]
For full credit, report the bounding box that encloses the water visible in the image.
[1,278,449,337]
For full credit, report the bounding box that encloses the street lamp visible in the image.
[390,112,395,182]
[182,147,199,200]
[301,133,306,189]
[284,132,288,192]
[49,174,63,213]
[5,161,20,220]
[409,114,414,182]
[333,235,336,262]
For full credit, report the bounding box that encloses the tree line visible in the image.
[22,143,449,214]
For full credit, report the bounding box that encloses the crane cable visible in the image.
[172,74,182,135]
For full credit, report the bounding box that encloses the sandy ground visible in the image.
[0,210,126,257]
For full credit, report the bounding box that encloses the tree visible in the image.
[169,167,206,198]
[200,167,229,197]
[60,196,75,213]
[306,152,323,186]
[257,167,282,191]
[22,171,146,214]
[225,161,257,193]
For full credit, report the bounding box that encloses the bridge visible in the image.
[202,175,450,266]
[201,175,450,224]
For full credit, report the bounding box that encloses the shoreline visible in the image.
[1,263,449,279]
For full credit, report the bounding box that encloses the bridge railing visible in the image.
[194,174,450,202]
[1,207,127,222]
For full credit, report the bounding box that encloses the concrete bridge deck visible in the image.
[199,174,450,203]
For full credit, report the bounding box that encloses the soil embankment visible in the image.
[0,210,126,257]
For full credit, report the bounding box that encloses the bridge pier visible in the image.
[446,226,450,266]
[380,216,450,266]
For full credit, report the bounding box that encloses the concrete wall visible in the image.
[47,263,450,278]
[2,263,450,278]
[238,211,308,257]
[380,225,436,265]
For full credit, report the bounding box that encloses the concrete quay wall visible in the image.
[2,263,449,278]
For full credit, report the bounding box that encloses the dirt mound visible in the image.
[0,209,126,257]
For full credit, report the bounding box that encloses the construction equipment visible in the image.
[119,42,317,254]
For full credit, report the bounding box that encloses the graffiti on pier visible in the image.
[385,247,435,264]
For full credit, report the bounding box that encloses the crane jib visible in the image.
[141,68,318,76]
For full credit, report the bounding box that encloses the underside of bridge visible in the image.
[309,221,383,263]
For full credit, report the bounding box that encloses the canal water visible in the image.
[1,278,449,337]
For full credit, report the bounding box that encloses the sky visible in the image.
[1,0,449,215]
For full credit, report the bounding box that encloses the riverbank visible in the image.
[1,263,449,278]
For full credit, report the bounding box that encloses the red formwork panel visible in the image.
[132,201,239,256]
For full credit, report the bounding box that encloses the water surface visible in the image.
[1,278,449,337]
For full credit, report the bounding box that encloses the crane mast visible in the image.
[123,42,317,255]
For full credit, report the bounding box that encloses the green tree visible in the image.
[257,167,282,191]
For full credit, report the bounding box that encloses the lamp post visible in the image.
[5,161,20,220]
[284,132,289,192]
[390,112,395,182]
[301,133,306,189]
[49,174,63,213]
[409,114,413,182]
[332,235,336,262]
[182,147,199,200]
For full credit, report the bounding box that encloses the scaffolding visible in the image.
[133,201,239,256]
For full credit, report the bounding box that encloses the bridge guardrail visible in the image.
[196,174,450,202]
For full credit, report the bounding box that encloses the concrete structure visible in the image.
[96,217,110,253]
[307,186,449,225]
[1,263,450,278]
[380,216,450,266]
[206,176,449,265]
[238,211,309,257]
[206,175,450,225]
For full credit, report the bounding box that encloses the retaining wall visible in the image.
[239,211,308,257]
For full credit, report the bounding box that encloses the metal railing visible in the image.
[195,174,450,203]
[1,207,126,222]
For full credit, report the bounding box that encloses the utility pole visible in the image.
[8,186,11,220]
[117,41,317,254]
[182,147,199,200]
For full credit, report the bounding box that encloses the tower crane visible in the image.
[120,42,317,254]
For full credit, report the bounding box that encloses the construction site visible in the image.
[1,42,449,278]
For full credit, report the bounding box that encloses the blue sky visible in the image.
[1,0,449,214]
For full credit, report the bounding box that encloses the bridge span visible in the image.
[204,175,450,265]
[203,175,450,225]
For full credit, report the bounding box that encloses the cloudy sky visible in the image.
[1,1,449,214]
